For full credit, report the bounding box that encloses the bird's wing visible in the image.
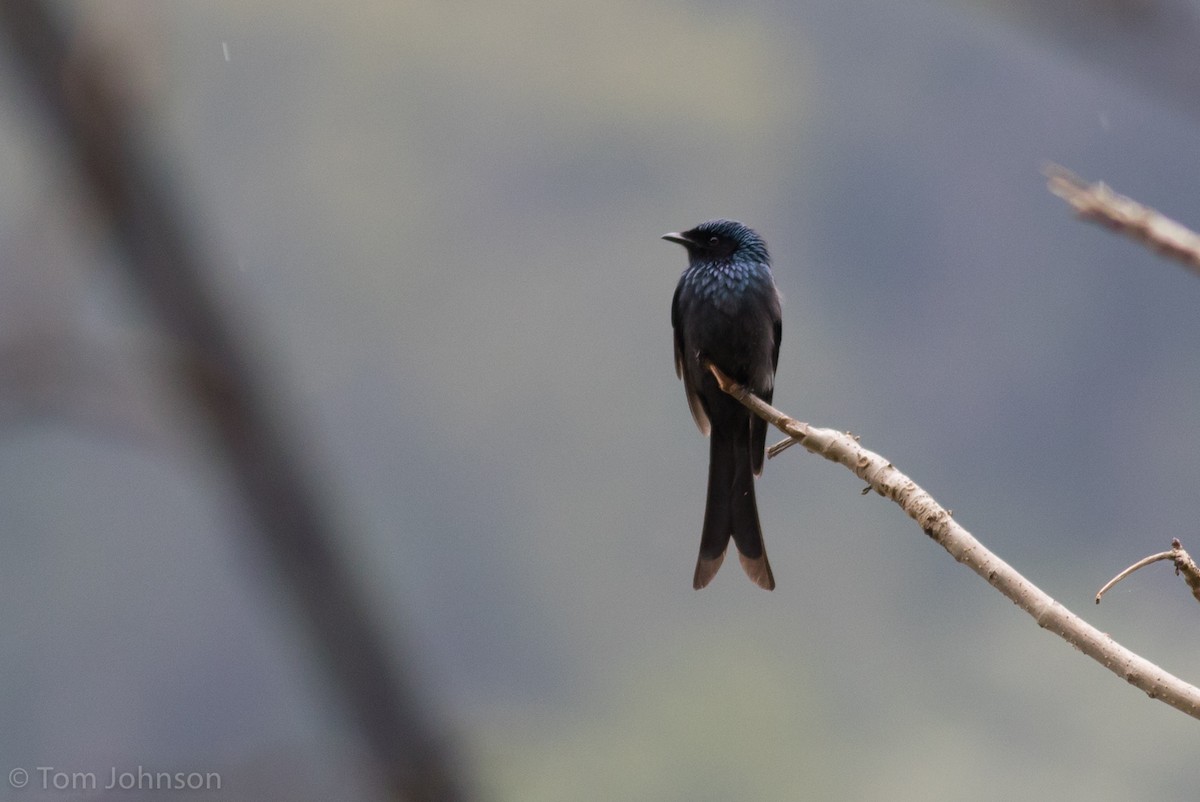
[671,280,711,436]
[684,369,711,436]
[670,280,685,380]
[750,293,782,475]
[771,305,782,374]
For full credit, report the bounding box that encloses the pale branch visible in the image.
[1095,551,1178,603]
[1096,539,1200,606]
[1045,164,1200,277]
[705,362,1200,721]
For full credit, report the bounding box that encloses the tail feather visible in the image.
[694,428,734,589]
[695,417,775,590]
[738,550,775,590]
[692,551,726,590]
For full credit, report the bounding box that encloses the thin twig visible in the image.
[1095,551,1177,603]
[767,437,800,459]
[1045,164,1200,277]
[1096,539,1200,605]
[707,363,1200,721]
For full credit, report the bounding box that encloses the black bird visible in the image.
[665,219,781,590]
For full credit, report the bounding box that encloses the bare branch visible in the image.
[1173,540,1200,603]
[1094,551,1178,603]
[1045,164,1200,276]
[1096,539,1200,605]
[707,362,1200,721]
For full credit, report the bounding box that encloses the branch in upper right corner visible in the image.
[1045,164,1200,277]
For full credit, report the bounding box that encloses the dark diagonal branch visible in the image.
[1096,539,1200,605]
[0,3,465,799]
[706,362,1200,721]
[1045,164,1200,276]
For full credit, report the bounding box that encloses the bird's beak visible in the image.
[662,232,691,246]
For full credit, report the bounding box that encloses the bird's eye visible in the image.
[708,236,720,246]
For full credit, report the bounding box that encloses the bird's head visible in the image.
[662,219,769,264]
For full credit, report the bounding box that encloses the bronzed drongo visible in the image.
[665,219,781,590]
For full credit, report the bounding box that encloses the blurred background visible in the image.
[2,0,1200,799]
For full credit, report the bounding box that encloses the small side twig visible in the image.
[768,437,800,459]
[1096,539,1200,605]
[705,362,1200,722]
[1045,164,1200,277]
